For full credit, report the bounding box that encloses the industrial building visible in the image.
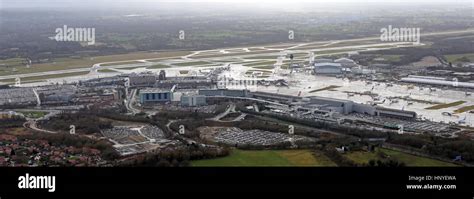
[375,107,417,120]
[139,88,173,103]
[334,58,357,67]
[307,96,353,114]
[128,74,157,87]
[157,79,214,89]
[252,91,302,103]
[181,94,207,107]
[0,88,39,106]
[199,89,250,98]
[314,63,343,75]
[197,88,417,120]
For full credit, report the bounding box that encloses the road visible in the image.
[23,119,58,134]
[125,88,141,114]
[209,104,236,121]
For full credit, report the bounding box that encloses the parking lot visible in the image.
[199,127,316,147]
[101,125,174,155]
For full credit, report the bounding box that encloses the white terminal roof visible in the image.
[400,77,474,89]
[334,58,355,63]
[314,63,342,67]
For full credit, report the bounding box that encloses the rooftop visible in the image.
[334,58,355,63]
[140,88,171,93]
[314,62,342,67]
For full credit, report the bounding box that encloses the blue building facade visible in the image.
[139,88,172,103]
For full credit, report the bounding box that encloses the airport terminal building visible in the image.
[314,63,343,75]
[139,88,173,103]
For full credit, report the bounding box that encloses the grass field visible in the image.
[425,101,466,110]
[312,48,365,55]
[368,54,402,62]
[172,61,211,66]
[243,61,276,67]
[0,71,90,84]
[233,60,268,65]
[309,85,341,93]
[445,53,474,63]
[344,148,458,167]
[0,58,24,66]
[146,64,170,69]
[100,61,143,66]
[17,111,48,119]
[380,54,402,62]
[192,50,280,59]
[245,56,278,59]
[454,105,474,113]
[192,149,337,167]
[252,65,276,70]
[0,51,189,76]
[98,69,119,73]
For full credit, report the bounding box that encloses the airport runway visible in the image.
[0,29,472,81]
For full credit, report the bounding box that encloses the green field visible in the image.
[380,55,402,62]
[172,61,212,66]
[98,69,119,73]
[243,61,276,67]
[368,54,402,62]
[425,101,466,110]
[309,85,341,93]
[100,61,143,66]
[146,64,170,69]
[192,50,280,59]
[245,56,278,59]
[0,71,90,84]
[312,48,364,55]
[0,58,25,66]
[454,105,474,113]
[233,60,268,65]
[17,111,48,119]
[344,148,458,167]
[445,53,474,63]
[192,149,337,167]
[252,65,275,70]
[114,66,146,70]
[0,51,189,76]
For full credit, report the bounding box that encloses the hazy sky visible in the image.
[1,0,472,11]
[1,0,471,6]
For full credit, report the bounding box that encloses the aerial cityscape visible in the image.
[0,0,474,195]
[0,0,473,195]
[0,1,474,167]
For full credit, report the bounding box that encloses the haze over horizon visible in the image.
[1,0,472,11]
